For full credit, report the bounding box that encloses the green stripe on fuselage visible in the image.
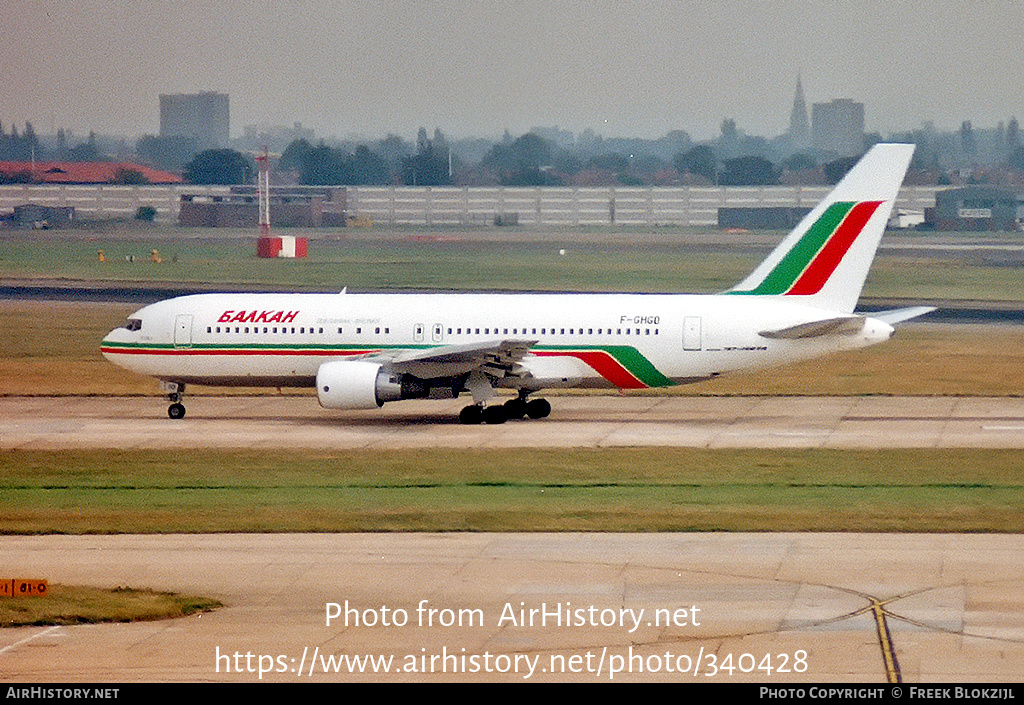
[539,344,674,387]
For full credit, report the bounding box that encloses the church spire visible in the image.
[788,74,809,148]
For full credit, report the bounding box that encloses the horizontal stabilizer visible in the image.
[868,306,936,324]
[759,316,865,339]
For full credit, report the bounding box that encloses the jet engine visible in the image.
[316,360,428,409]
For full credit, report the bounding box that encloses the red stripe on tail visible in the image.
[787,200,883,295]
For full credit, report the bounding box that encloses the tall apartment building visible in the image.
[811,99,865,157]
[159,92,230,150]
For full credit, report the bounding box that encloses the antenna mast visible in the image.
[255,145,271,237]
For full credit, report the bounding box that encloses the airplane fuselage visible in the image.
[101,292,894,391]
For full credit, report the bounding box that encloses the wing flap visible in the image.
[367,339,537,379]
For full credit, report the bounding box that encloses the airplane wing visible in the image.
[362,339,538,380]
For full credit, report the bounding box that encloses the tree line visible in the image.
[9,115,1024,187]
[178,131,853,187]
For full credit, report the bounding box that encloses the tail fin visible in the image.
[727,143,915,312]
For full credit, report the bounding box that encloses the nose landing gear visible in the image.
[163,382,187,420]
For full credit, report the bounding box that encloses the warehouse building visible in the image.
[178,186,347,227]
[930,186,1023,231]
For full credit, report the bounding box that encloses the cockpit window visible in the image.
[124,318,142,331]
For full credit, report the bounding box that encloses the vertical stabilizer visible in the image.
[728,143,915,312]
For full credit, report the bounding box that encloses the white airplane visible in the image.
[102,143,932,423]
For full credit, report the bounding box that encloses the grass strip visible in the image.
[3,448,1024,533]
[0,585,221,627]
[3,234,1024,300]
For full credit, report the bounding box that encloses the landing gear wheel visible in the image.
[459,405,484,425]
[525,398,551,419]
[168,402,186,420]
[503,398,527,419]
[482,405,508,425]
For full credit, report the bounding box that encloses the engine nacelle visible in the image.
[316,360,428,409]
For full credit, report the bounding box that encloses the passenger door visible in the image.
[683,316,702,351]
[174,314,193,349]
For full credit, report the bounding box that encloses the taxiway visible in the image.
[3,394,1024,450]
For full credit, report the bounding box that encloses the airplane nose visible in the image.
[100,330,115,360]
[100,326,129,361]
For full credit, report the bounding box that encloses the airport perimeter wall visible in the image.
[0,184,228,224]
[0,184,940,227]
[345,186,938,226]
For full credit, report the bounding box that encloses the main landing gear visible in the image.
[458,393,551,425]
[164,382,186,420]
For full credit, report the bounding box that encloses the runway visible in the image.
[3,394,1024,449]
[2,533,1024,682]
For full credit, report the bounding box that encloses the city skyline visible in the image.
[3,1,1023,142]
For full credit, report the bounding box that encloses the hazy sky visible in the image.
[3,0,1023,142]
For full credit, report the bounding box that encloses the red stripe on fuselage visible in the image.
[103,347,651,389]
[787,200,882,295]
[100,347,378,357]
[534,350,645,389]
